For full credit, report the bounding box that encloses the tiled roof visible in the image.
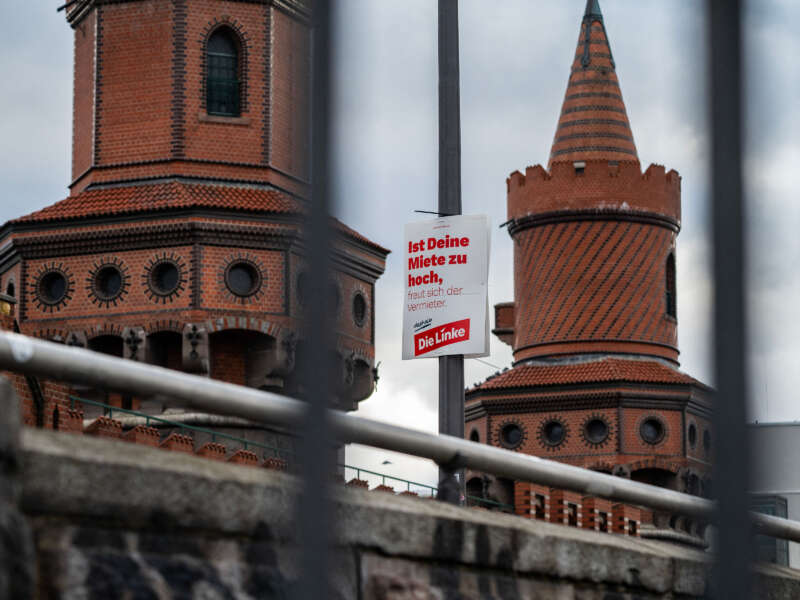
[13,181,301,223]
[11,181,390,254]
[470,358,700,392]
[334,218,390,254]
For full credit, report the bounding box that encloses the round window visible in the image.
[39,271,67,305]
[584,418,609,445]
[703,429,711,454]
[95,265,123,300]
[688,423,697,448]
[225,261,261,297]
[542,420,566,446]
[500,423,524,449]
[150,261,180,295]
[640,417,665,445]
[353,293,367,327]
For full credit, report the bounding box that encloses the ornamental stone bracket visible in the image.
[122,327,146,361]
[182,324,209,375]
[336,350,376,411]
[65,331,87,349]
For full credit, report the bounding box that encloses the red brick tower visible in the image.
[465,1,711,538]
[0,0,387,449]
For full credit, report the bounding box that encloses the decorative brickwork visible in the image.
[84,416,123,439]
[0,0,388,448]
[123,425,160,447]
[465,2,712,533]
[159,433,194,454]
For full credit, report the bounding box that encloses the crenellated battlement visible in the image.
[507,160,681,227]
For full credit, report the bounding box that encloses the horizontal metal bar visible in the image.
[0,332,797,541]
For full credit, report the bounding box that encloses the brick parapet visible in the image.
[122,425,161,447]
[549,489,584,527]
[84,416,123,439]
[507,161,680,227]
[613,503,642,537]
[195,442,227,461]
[227,449,259,466]
[159,432,194,454]
[582,496,613,532]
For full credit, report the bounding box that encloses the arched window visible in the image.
[665,253,676,318]
[5,281,14,297]
[207,29,240,116]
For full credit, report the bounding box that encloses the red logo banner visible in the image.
[414,319,470,356]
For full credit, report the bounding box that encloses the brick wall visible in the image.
[270,8,310,180]
[71,10,95,181]
[67,0,312,194]
[511,220,678,363]
[95,2,173,166]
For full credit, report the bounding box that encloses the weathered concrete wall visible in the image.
[9,429,800,599]
[0,379,34,598]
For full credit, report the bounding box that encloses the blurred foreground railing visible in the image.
[0,331,796,543]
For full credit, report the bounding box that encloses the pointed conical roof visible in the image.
[548,1,638,167]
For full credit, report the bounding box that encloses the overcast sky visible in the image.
[2,1,798,490]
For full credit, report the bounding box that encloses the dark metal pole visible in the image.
[437,0,464,504]
[296,1,334,597]
[709,0,752,597]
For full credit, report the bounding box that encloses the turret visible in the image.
[499,0,682,365]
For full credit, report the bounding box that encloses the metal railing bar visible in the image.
[4,332,800,543]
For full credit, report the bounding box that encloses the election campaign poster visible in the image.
[402,214,490,359]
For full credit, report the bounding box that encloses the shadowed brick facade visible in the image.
[0,0,387,453]
[465,0,711,540]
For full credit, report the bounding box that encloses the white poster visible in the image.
[402,214,490,359]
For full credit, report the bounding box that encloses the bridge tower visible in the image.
[465,1,711,537]
[0,0,387,451]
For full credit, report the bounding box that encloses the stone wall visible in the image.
[1,394,798,597]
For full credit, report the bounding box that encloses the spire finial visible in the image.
[584,0,602,18]
[548,0,636,167]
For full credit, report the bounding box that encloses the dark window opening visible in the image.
[628,520,638,536]
[640,417,665,445]
[225,261,261,297]
[52,407,59,431]
[543,419,566,446]
[688,423,697,448]
[207,29,240,116]
[150,261,180,296]
[534,494,545,520]
[95,265,123,300]
[469,429,480,443]
[598,511,609,532]
[5,282,14,297]
[567,503,578,527]
[39,271,67,304]
[666,253,677,318]
[584,418,609,444]
[500,423,524,449]
[353,293,367,327]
